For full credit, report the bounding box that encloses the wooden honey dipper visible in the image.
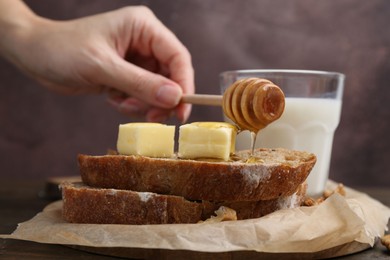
[182,77,285,132]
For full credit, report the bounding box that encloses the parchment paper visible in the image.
[1,181,390,257]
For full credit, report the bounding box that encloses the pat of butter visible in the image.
[178,122,237,161]
[117,123,175,158]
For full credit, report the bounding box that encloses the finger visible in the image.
[176,103,192,123]
[107,88,128,99]
[100,53,183,109]
[107,95,173,123]
[125,7,194,121]
[128,7,194,92]
[146,107,174,123]
[143,13,195,122]
[110,59,191,123]
[124,45,192,122]
[107,96,150,117]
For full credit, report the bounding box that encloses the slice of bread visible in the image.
[78,148,316,201]
[61,182,307,225]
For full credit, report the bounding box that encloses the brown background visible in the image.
[0,0,389,188]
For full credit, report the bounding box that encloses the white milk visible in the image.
[235,97,342,196]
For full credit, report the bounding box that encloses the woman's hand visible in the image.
[0,3,194,122]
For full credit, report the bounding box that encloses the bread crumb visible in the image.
[303,197,318,207]
[303,183,346,206]
[323,183,346,198]
[199,206,237,223]
[381,234,390,251]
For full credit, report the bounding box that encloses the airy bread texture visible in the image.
[61,182,307,225]
[78,148,316,201]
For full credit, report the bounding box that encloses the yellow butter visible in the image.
[117,123,175,158]
[178,122,237,161]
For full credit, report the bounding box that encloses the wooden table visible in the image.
[1,179,389,259]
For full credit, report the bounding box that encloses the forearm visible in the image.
[0,0,41,63]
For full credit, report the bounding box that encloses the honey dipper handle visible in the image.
[181,94,223,106]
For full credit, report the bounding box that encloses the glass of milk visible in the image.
[220,70,345,196]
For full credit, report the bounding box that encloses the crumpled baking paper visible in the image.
[1,181,389,258]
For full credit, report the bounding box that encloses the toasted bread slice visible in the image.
[78,148,315,201]
[61,182,307,224]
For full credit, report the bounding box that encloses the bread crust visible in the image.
[61,182,307,224]
[78,148,315,201]
[61,182,203,224]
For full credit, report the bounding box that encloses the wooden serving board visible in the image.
[69,241,371,260]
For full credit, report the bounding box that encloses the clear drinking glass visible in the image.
[220,70,345,196]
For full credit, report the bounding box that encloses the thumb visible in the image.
[101,57,183,109]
